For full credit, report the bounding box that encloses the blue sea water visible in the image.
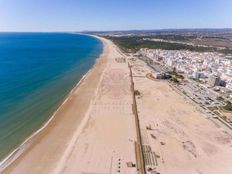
[0,33,103,160]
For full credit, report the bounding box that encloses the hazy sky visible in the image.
[0,0,232,31]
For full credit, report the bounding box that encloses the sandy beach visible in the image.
[1,36,138,174]
[2,36,232,174]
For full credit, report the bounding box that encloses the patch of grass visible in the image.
[207,106,218,111]
[222,101,232,111]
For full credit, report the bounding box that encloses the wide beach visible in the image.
[1,36,138,174]
[1,35,108,173]
[3,36,232,174]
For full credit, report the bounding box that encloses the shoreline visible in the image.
[0,68,91,172]
[0,35,107,173]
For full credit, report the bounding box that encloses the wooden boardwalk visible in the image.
[128,63,146,174]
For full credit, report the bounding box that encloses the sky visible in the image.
[0,0,232,32]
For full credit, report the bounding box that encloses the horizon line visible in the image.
[1,27,232,33]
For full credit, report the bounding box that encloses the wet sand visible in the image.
[2,37,137,174]
[4,36,232,174]
[1,36,109,174]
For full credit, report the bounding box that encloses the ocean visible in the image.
[0,33,103,161]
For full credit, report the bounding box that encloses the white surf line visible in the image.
[0,34,105,173]
[0,60,96,173]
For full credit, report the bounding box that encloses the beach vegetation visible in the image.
[134,90,141,96]
[222,101,232,111]
[170,77,179,83]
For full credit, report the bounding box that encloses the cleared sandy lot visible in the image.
[130,58,232,174]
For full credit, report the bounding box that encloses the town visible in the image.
[133,48,232,131]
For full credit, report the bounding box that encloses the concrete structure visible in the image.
[138,48,232,90]
[192,70,200,79]
[208,75,221,87]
